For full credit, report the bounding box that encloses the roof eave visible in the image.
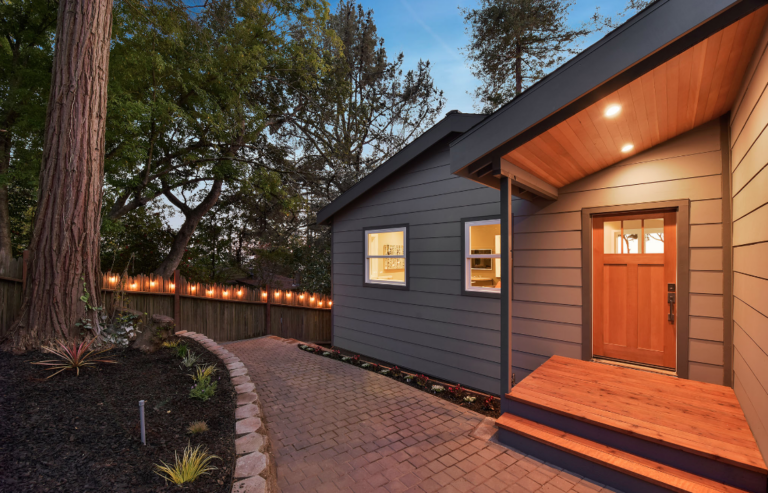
[449,0,765,175]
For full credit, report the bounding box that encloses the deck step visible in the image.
[496,413,750,493]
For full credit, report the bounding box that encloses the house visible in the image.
[318,1,768,491]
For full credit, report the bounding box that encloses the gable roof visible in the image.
[449,0,767,178]
[316,112,486,225]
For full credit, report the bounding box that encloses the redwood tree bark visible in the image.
[3,0,113,351]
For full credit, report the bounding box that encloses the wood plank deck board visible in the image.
[523,370,757,445]
[497,414,750,493]
[507,356,767,474]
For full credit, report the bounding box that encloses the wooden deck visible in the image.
[496,356,767,493]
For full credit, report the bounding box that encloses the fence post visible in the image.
[173,269,181,331]
[265,284,271,336]
[22,250,29,294]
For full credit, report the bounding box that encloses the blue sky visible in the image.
[327,0,637,115]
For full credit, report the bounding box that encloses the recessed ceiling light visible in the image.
[621,144,634,153]
[605,104,621,117]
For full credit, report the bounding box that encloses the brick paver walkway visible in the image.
[225,336,616,493]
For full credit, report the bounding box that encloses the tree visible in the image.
[285,0,446,204]
[0,0,58,263]
[3,0,113,351]
[462,0,595,113]
[104,0,333,278]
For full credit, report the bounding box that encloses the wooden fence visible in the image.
[0,254,331,343]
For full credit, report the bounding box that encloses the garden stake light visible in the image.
[139,400,146,445]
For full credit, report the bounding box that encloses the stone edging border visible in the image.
[176,330,273,493]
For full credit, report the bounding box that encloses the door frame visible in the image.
[581,200,690,379]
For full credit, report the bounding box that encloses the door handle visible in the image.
[668,293,675,323]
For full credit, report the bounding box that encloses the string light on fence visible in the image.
[223,290,228,297]
[191,286,196,292]
[150,280,155,287]
[299,294,304,300]
[310,296,315,302]
[170,283,175,291]
[328,301,333,307]
[262,291,267,298]
[286,292,291,298]
[131,282,137,290]
[237,290,242,297]
[318,301,323,307]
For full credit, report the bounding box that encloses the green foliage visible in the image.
[0,0,58,256]
[284,0,445,203]
[180,351,199,368]
[154,442,219,485]
[100,203,175,274]
[462,0,594,113]
[174,342,189,359]
[189,364,218,401]
[32,339,117,378]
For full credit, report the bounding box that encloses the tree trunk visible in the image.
[3,0,113,352]
[0,131,13,265]
[153,179,223,278]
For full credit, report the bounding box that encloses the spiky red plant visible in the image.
[32,339,116,378]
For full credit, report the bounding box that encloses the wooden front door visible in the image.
[593,211,677,369]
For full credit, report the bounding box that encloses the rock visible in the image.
[234,452,267,479]
[235,417,262,434]
[232,474,266,493]
[235,432,265,454]
[130,312,176,352]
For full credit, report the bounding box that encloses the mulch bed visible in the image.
[311,344,501,418]
[0,339,236,492]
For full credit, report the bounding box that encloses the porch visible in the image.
[497,356,767,493]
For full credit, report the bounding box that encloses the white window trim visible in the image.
[365,227,407,286]
[465,219,501,293]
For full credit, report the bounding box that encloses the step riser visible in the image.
[506,399,766,493]
[498,428,673,493]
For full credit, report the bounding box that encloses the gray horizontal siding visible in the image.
[729,18,768,466]
[331,138,500,394]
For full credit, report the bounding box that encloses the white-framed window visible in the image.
[465,219,501,293]
[365,227,407,286]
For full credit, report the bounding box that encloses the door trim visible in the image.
[581,200,690,379]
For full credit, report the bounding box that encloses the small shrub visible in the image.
[390,366,402,378]
[404,375,413,383]
[415,374,428,387]
[431,385,445,393]
[190,365,218,401]
[361,363,370,369]
[175,343,189,358]
[331,349,341,359]
[32,339,116,378]
[464,396,477,403]
[322,351,331,357]
[448,384,465,399]
[187,421,209,435]
[154,443,219,485]
[369,363,380,372]
[341,356,351,362]
[180,351,199,368]
[298,344,307,350]
[351,355,360,365]
[163,340,181,348]
[380,369,389,375]
[313,346,323,355]
[100,312,142,347]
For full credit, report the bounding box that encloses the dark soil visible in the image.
[0,339,236,492]
[312,344,501,418]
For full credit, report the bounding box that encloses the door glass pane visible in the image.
[622,220,641,254]
[369,258,405,282]
[604,221,622,253]
[644,218,664,253]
